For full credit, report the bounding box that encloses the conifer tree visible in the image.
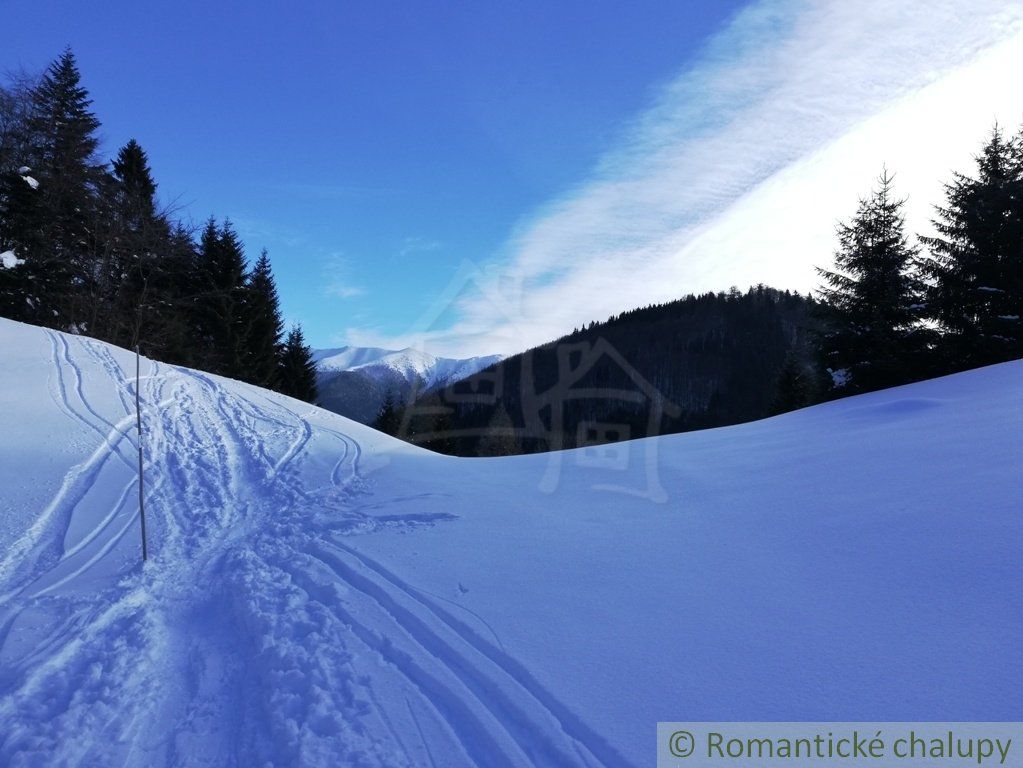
[816,170,927,395]
[0,73,36,177]
[769,352,816,414]
[423,409,457,454]
[478,404,519,455]
[373,390,403,436]
[102,139,172,349]
[920,125,1023,370]
[21,48,105,328]
[111,139,158,229]
[278,325,318,402]
[147,221,204,366]
[243,249,284,388]
[194,217,249,377]
[0,168,43,320]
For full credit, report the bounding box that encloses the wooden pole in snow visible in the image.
[136,345,148,562]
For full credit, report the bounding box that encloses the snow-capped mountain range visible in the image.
[314,346,502,391]
[313,345,502,423]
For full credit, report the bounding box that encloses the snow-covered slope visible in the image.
[1,317,1021,767]
[314,345,502,391]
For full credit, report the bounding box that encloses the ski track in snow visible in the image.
[0,335,624,768]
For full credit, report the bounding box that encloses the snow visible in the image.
[1,316,1021,767]
[1,250,25,269]
[313,345,396,371]
[314,344,502,390]
[828,366,851,387]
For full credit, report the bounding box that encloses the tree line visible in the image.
[374,287,817,454]
[0,49,317,402]
[812,126,1023,401]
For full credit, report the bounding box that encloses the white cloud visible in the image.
[398,237,442,258]
[322,254,367,300]
[355,0,1023,358]
[326,284,365,299]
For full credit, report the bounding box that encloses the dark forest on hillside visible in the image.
[0,50,318,402]
[386,287,817,456]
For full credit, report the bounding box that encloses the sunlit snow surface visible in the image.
[0,317,1020,767]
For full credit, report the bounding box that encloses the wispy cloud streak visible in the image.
[322,254,367,300]
[350,0,1023,357]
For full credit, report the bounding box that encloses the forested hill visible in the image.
[397,286,816,456]
[0,50,319,403]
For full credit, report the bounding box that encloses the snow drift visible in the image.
[0,317,1020,767]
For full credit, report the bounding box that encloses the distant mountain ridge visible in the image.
[313,346,502,424]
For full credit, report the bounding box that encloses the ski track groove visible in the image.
[0,405,167,601]
[1,330,618,768]
[78,338,135,419]
[328,538,627,765]
[407,697,444,768]
[361,678,417,768]
[44,330,136,472]
[306,544,619,768]
[277,557,527,768]
[55,333,127,435]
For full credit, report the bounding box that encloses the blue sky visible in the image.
[4,1,1022,357]
[2,0,747,351]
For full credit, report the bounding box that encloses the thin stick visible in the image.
[136,345,148,562]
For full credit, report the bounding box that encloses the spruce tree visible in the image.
[21,48,105,328]
[0,75,38,282]
[423,409,457,454]
[769,352,816,415]
[816,170,927,395]
[111,139,158,229]
[194,217,249,377]
[920,125,1023,370]
[0,167,43,320]
[0,73,36,177]
[373,391,403,436]
[478,404,519,455]
[278,325,318,402]
[102,139,172,349]
[243,249,284,388]
[156,222,202,366]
